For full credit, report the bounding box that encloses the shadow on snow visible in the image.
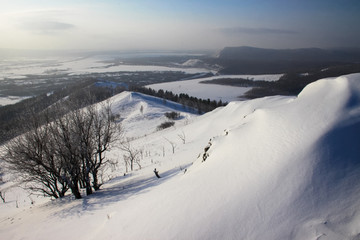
[50,164,191,218]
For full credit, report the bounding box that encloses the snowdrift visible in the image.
[1,74,360,240]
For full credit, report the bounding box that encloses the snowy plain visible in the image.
[0,54,211,81]
[146,74,283,102]
[0,53,214,106]
[1,73,360,239]
[0,52,283,106]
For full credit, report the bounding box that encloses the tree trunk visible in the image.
[69,181,82,199]
[92,170,100,191]
[85,176,93,195]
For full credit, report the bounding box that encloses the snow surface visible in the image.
[0,55,211,80]
[146,74,283,102]
[1,73,360,239]
[107,91,198,138]
[180,59,204,67]
[0,95,31,106]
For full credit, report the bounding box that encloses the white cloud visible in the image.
[19,20,75,35]
[9,9,75,34]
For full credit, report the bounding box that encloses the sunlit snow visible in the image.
[1,73,360,240]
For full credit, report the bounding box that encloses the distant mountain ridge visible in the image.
[213,46,360,74]
[218,46,360,62]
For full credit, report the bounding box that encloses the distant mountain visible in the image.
[218,46,360,62]
[213,46,360,74]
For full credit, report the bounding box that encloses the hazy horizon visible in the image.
[1,0,360,52]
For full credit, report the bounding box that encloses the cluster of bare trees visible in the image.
[120,138,142,172]
[3,101,122,199]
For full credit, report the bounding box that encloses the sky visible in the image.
[0,0,360,51]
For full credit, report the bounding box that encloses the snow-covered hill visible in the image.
[1,73,360,240]
[108,91,198,138]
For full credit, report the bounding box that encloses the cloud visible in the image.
[20,20,75,34]
[11,9,76,35]
[219,26,298,35]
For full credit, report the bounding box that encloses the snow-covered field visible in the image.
[0,53,214,107]
[146,74,283,102]
[0,96,31,106]
[1,73,360,239]
[0,52,282,106]
[0,55,211,81]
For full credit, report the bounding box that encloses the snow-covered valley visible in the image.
[1,73,360,239]
[146,74,283,103]
[0,53,214,107]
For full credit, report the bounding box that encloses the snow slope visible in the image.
[1,73,360,240]
[107,91,198,138]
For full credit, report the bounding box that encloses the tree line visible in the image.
[130,86,227,114]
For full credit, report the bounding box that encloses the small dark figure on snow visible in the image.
[204,140,212,153]
[202,139,212,162]
[154,168,161,178]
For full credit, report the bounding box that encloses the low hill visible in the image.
[1,74,360,239]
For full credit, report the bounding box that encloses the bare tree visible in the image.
[0,166,4,202]
[4,111,69,199]
[164,137,177,154]
[120,138,141,171]
[123,154,130,173]
[0,166,5,202]
[70,106,95,196]
[91,101,123,190]
[3,98,123,199]
[0,191,5,203]
[49,112,83,199]
[50,100,122,196]
[177,131,186,144]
